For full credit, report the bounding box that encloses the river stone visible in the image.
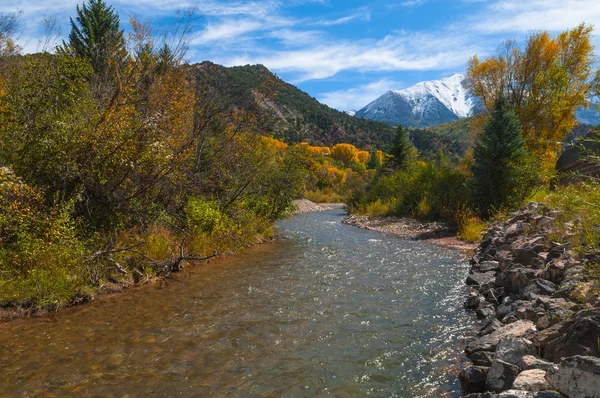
[546,355,600,398]
[519,355,555,372]
[471,350,495,367]
[543,309,600,361]
[522,279,557,300]
[486,359,520,392]
[468,271,498,287]
[496,337,538,365]
[512,369,552,392]
[466,321,537,356]
[460,365,490,394]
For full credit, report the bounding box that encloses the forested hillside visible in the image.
[191,62,395,150]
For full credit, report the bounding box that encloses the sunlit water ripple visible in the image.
[0,207,477,397]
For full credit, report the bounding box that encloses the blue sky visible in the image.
[3,0,600,111]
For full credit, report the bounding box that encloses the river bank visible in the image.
[343,214,477,252]
[0,200,339,322]
[459,202,600,397]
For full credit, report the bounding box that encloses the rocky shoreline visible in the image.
[343,214,477,251]
[292,199,337,214]
[459,202,600,397]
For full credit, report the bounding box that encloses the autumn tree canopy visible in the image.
[466,24,600,166]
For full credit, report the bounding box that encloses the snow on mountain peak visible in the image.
[355,74,478,127]
[392,73,474,118]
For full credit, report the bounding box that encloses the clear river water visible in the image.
[0,208,477,397]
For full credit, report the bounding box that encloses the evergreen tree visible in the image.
[469,97,532,218]
[62,0,126,75]
[389,125,414,169]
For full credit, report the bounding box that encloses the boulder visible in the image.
[480,261,501,272]
[471,350,495,367]
[477,305,497,319]
[514,248,544,267]
[497,391,562,398]
[460,365,490,394]
[466,292,485,309]
[496,337,538,365]
[478,318,504,337]
[498,296,517,319]
[466,321,537,356]
[496,268,542,295]
[543,309,600,361]
[522,279,557,300]
[486,359,520,392]
[512,369,552,392]
[546,355,600,398]
[519,355,555,373]
[468,271,499,287]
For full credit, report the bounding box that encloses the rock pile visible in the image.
[460,202,600,398]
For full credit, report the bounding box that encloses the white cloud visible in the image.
[471,0,600,34]
[219,31,480,82]
[401,0,426,7]
[192,19,264,44]
[318,79,402,111]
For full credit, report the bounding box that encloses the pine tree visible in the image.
[389,125,414,169]
[62,0,126,75]
[469,97,532,218]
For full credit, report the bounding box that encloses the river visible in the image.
[0,208,476,397]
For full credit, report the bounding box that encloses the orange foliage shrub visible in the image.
[331,143,359,163]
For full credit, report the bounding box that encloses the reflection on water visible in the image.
[0,208,476,397]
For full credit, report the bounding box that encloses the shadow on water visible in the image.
[0,208,477,397]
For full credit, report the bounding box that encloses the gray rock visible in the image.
[468,271,499,287]
[466,292,485,309]
[515,248,544,267]
[519,355,555,373]
[480,261,501,272]
[512,369,552,392]
[464,393,495,398]
[471,350,495,367]
[496,337,538,365]
[486,359,520,392]
[546,355,600,398]
[466,321,537,356]
[497,391,561,398]
[460,365,490,394]
[478,318,504,337]
[496,268,543,295]
[544,309,600,361]
[498,296,517,318]
[477,305,497,319]
[522,279,557,300]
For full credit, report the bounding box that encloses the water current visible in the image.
[0,208,477,397]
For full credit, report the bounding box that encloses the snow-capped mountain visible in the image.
[355,74,480,127]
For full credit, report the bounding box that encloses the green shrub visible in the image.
[184,197,231,235]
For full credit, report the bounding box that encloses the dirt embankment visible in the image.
[343,214,477,252]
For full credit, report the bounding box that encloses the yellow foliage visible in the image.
[467,24,599,165]
[261,136,288,154]
[307,145,331,158]
[331,143,359,163]
[357,150,370,164]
